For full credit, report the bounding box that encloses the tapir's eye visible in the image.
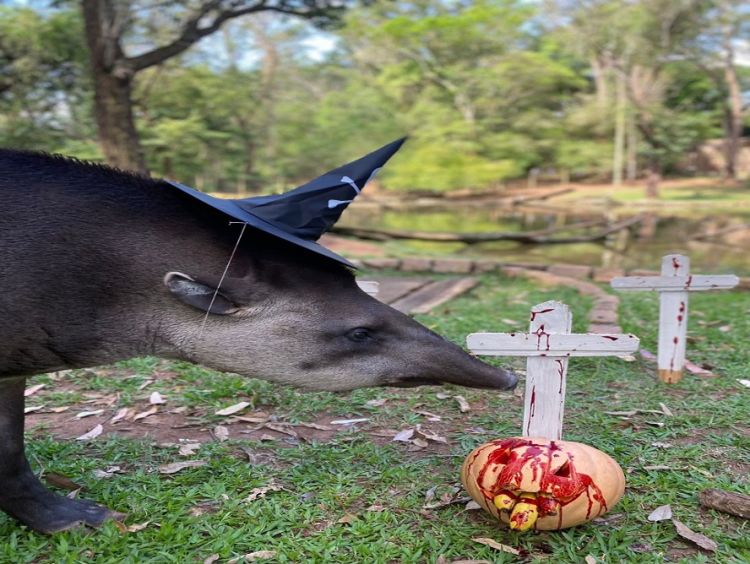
[346,327,374,343]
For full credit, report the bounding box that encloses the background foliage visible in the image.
[0,0,748,191]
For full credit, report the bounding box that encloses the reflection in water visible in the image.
[341,206,750,275]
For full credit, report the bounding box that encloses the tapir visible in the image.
[0,149,517,533]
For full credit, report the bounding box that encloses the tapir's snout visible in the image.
[387,324,519,391]
[419,354,519,391]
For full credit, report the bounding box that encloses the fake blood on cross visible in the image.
[465,438,608,530]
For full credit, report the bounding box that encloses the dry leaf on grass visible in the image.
[235,415,271,424]
[203,555,220,564]
[244,482,283,503]
[737,379,750,389]
[585,556,597,564]
[159,460,207,474]
[44,473,82,491]
[639,349,657,362]
[137,379,154,390]
[453,395,471,413]
[178,442,202,456]
[393,429,415,442]
[365,398,388,407]
[465,500,481,511]
[414,410,441,422]
[291,421,333,431]
[24,405,45,414]
[472,537,520,555]
[49,406,70,413]
[213,425,229,442]
[672,518,717,552]
[416,425,448,444]
[604,410,637,417]
[366,503,385,512]
[685,361,716,377]
[647,505,672,522]
[435,392,451,400]
[424,485,437,504]
[110,407,132,423]
[76,409,104,419]
[24,383,45,397]
[127,521,150,532]
[651,442,673,449]
[149,392,166,405]
[76,424,103,441]
[263,423,297,437]
[234,551,277,562]
[215,401,251,416]
[330,418,369,425]
[718,325,731,333]
[337,513,359,524]
[643,465,672,471]
[659,403,673,416]
[93,466,121,479]
[133,406,158,421]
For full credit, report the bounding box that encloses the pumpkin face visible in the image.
[461,437,625,531]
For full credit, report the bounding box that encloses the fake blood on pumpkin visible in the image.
[466,438,609,530]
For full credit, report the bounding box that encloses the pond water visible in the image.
[340,204,750,275]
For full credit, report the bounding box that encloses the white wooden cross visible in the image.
[357,280,379,297]
[467,300,639,440]
[611,254,738,384]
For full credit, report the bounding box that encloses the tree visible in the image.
[551,0,719,195]
[680,0,749,181]
[0,6,94,154]
[80,0,344,172]
[338,0,586,190]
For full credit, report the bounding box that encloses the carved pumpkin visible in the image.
[461,437,625,531]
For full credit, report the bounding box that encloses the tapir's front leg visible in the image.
[0,377,125,533]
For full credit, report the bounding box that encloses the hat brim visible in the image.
[166,180,357,268]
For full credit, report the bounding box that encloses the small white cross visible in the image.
[467,300,639,440]
[611,254,738,383]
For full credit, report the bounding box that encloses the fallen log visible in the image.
[332,215,643,245]
[692,223,750,241]
[699,489,750,519]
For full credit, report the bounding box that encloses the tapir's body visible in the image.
[0,149,516,533]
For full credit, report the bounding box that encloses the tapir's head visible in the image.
[158,238,517,392]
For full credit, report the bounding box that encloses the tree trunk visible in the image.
[81,0,147,173]
[645,168,660,199]
[720,0,742,182]
[722,59,742,182]
[612,72,626,186]
[91,70,147,172]
[626,110,638,181]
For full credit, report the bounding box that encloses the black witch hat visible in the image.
[166,138,405,267]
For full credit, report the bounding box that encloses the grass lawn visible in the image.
[2,273,748,563]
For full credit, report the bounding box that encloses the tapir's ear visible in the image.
[163,272,240,315]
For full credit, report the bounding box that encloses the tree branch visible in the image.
[127,1,266,71]
[126,0,341,71]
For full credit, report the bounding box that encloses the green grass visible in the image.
[3,273,749,563]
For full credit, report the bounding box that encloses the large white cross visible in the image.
[611,254,738,384]
[467,300,639,440]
